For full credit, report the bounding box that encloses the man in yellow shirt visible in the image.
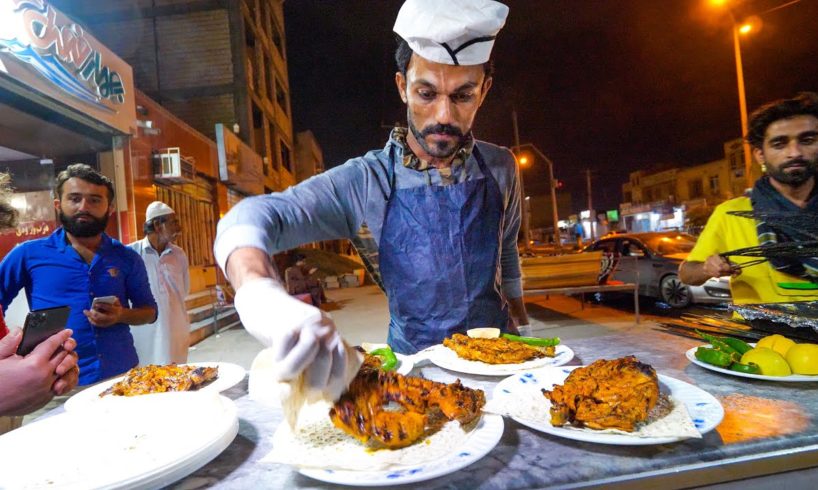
[680,93,818,304]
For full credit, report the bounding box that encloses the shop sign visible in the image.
[0,0,135,134]
[215,124,264,196]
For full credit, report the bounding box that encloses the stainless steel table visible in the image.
[177,328,818,489]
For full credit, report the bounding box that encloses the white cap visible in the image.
[145,201,175,222]
[393,0,509,66]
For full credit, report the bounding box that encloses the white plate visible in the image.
[64,362,246,412]
[395,353,415,375]
[427,343,574,376]
[298,414,504,486]
[686,345,818,382]
[0,392,238,489]
[492,366,723,445]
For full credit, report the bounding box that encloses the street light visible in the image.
[512,143,562,251]
[709,0,804,186]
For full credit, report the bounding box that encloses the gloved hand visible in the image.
[234,278,360,400]
[517,324,533,337]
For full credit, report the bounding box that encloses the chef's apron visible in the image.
[380,145,509,354]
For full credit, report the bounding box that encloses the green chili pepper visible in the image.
[694,347,733,367]
[696,330,741,362]
[730,362,761,374]
[721,337,753,355]
[501,334,560,347]
[369,347,398,371]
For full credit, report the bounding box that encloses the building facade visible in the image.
[619,140,751,234]
[51,0,297,196]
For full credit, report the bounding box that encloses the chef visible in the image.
[214,0,528,399]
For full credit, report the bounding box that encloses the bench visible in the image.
[521,252,640,323]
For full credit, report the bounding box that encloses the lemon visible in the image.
[755,334,796,357]
[741,347,792,376]
[467,327,501,339]
[785,343,818,375]
[360,342,389,353]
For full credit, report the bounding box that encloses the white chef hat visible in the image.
[145,201,175,222]
[393,0,509,66]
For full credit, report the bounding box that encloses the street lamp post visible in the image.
[512,143,562,252]
[729,13,754,185]
[711,0,805,185]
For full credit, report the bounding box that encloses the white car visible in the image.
[584,232,731,308]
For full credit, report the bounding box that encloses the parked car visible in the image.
[583,232,731,308]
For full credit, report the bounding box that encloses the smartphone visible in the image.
[92,296,118,308]
[16,305,71,356]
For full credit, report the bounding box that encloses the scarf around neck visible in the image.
[750,176,818,282]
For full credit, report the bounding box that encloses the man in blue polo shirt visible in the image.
[0,164,157,385]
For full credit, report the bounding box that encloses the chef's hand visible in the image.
[234,278,360,400]
[704,254,739,278]
[83,298,123,327]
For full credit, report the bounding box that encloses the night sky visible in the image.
[283,0,818,212]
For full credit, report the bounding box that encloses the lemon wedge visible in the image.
[466,327,501,339]
[360,342,389,353]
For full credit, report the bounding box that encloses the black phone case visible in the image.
[16,306,71,356]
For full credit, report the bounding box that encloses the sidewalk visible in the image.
[188,285,646,369]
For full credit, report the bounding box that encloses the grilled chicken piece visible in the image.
[101,364,219,397]
[542,356,659,432]
[329,367,485,449]
[443,333,550,364]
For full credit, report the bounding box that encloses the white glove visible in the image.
[234,278,358,398]
[517,324,533,337]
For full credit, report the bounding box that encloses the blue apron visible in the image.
[380,145,510,354]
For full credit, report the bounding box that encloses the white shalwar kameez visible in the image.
[128,237,191,365]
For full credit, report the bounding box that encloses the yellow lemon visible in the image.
[741,347,792,376]
[785,344,818,375]
[755,334,796,357]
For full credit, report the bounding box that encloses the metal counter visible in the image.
[177,328,818,489]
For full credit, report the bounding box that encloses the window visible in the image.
[688,179,703,199]
[271,19,284,57]
[275,77,288,115]
[279,139,292,173]
[155,185,217,267]
[709,175,719,194]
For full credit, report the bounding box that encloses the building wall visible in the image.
[54,0,296,193]
[676,159,730,203]
[294,130,325,181]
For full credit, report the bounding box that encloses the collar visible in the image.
[143,236,174,256]
[390,126,474,172]
[49,227,111,253]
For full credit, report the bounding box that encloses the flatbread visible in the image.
[251,343,362,428]
[262,401,475,471]
[484,388,700,439]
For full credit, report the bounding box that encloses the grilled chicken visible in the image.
[542,356,659,432]
[101,364,219,397]
[444,333,552,364]
[329,364,485,449]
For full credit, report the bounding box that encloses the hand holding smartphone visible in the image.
[92,295,118,309]
[16,305,71,356]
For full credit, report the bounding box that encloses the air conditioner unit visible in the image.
[153,148,195,184]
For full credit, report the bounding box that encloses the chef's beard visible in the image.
[407,112,467,159]
[767,157,818,187]
[59,210,109,237]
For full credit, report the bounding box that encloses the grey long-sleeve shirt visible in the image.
[214,136,524,299]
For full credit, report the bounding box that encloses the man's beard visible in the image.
[407,111,467,159]
[59,210,109,237]
[767,157,818,187]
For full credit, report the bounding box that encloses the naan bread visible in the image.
[485,388,700,439]
[262,401,476,471]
